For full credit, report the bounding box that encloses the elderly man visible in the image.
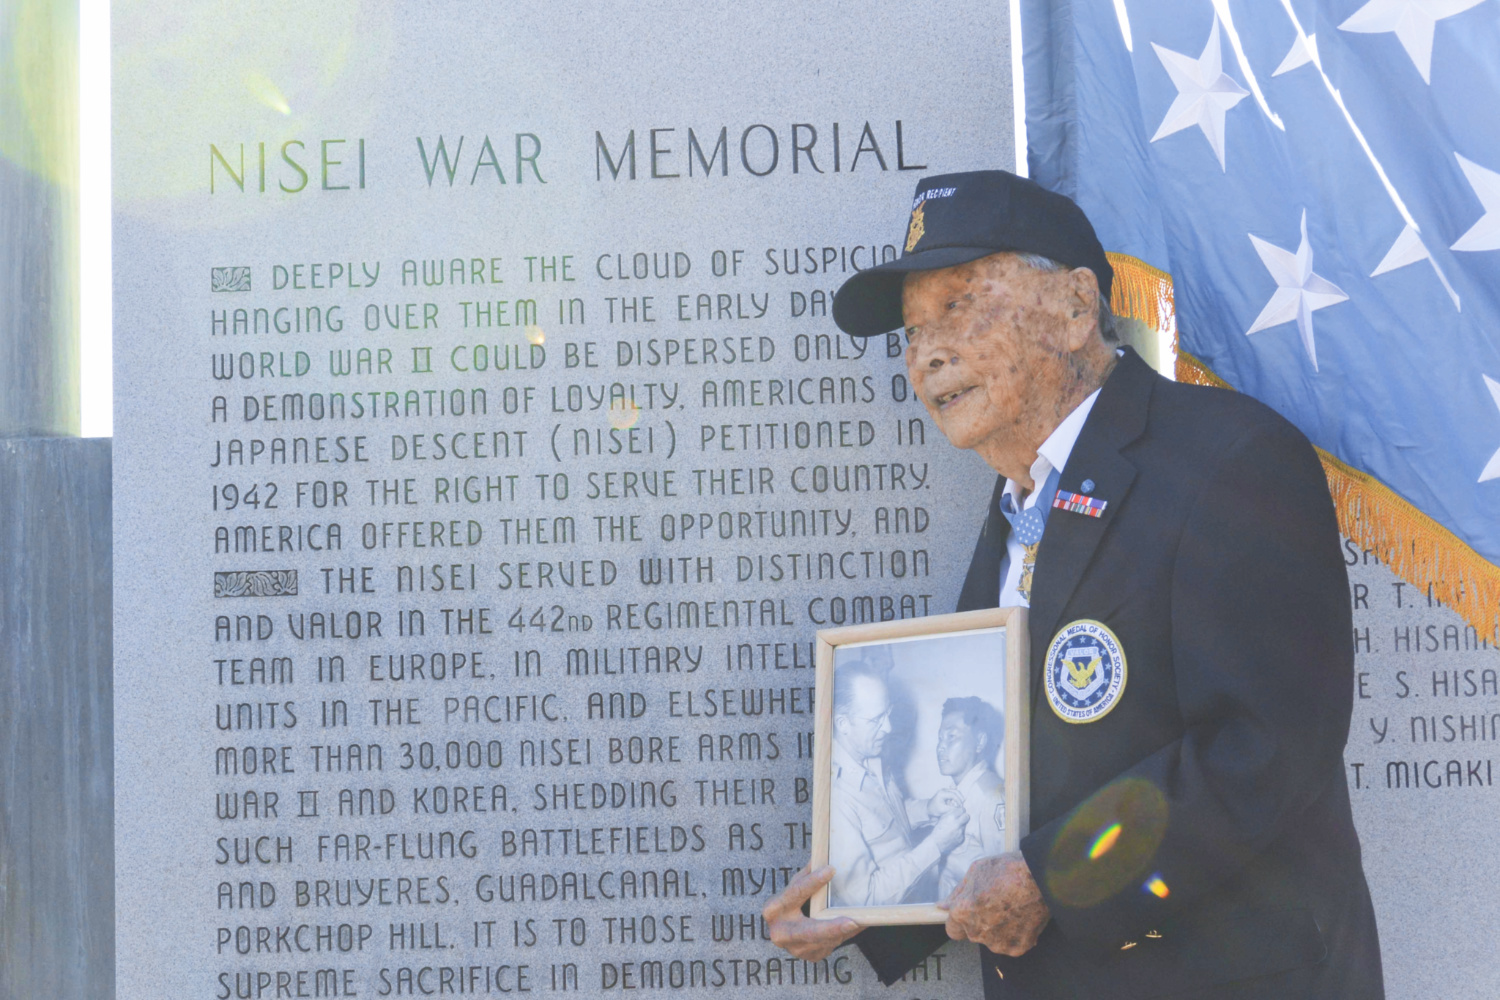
[828,660,970,907]
[764,171,1383,999]
[934,698,1006,900]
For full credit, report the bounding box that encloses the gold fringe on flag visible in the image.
[1106,252,1176,341]
[1173,351,1232,390]
[1107,253,1500,636]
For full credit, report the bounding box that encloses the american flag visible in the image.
[1023,0,1500,628]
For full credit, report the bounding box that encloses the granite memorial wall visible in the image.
[112,4,1500,999]
[113,3,1009,996]
[1342,550,1500,998]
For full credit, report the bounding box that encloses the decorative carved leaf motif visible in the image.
[211,267,252,292]
[214,570,297,597]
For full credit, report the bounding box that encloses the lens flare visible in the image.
[525,325,546,346]
[608,401,641,430]
[1144,874,1170,898]
[1046,778,1169,909]
[1087,823,1123,860]
[244,72,292,115]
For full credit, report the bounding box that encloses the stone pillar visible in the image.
[0,5,111,999]
[0,438,113,1000]
[0,0,80,437]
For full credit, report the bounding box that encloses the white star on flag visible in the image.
[1273,33,1318,76]
[1481,375,1500,482]
[1451,153,1500,253]
[1338,0,1486,84]
[1246,211,1349,371]
[1151,18,1249,170]
[1372,224,1462,309]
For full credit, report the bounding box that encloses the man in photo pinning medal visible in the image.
[826,659,971,908]
[764,170,1381,999]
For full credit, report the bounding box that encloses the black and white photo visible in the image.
[810,608,1029,924]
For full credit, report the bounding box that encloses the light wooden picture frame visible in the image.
[808,607,1030,925]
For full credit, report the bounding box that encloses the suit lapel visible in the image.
[1027,349,1156,675]
[957,474,1009,613]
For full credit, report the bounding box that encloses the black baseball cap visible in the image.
[832,170,1114,337]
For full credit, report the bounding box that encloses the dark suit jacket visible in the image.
[855,348,1383,999]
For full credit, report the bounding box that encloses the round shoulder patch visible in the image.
[1044,619,1127,724]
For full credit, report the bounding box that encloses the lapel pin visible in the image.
[1080,479,1095,494]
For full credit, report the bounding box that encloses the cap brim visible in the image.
[832,246,1001,337]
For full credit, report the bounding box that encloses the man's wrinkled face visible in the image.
[936,711,983,777]
[833,674,892,762]
[902,254,1075,454]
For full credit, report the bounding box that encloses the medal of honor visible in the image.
[1017,542,1039,602]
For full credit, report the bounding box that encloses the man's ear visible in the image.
[1064,267,1101,351]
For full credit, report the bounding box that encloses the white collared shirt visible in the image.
[937,762,1007,898]
[998,388,1101,608]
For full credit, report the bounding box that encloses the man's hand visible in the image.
[928,804,970,853]
[925,788,964,818]
[938,852,1050,956]
[763,866,863,961]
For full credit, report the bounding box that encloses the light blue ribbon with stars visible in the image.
[998,466,1062,600]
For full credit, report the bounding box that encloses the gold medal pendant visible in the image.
[1017,542,1039,603]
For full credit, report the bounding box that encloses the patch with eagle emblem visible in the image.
[905,199,926,252]
[1044,619,1127,724]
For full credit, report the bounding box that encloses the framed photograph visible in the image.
[808,607,1029,925]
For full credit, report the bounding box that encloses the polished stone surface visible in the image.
[0,437,113,1000]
